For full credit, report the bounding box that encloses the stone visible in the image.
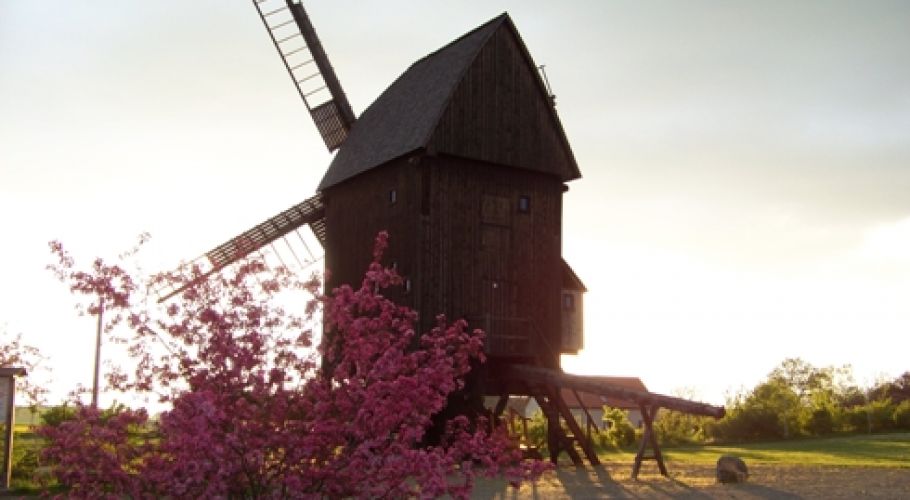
[716,455,748,483]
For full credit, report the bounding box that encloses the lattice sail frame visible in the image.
[154,194,326,303]
[253,0,356,151]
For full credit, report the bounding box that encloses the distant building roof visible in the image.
[319,13,580,191]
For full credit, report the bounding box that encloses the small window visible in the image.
[405,278,412,293]
[518,195,531,213]
[563,293,575,311]
[389,189,397,204]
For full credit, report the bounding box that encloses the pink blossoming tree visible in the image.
[0,328,47,406]
[42,232,546,498]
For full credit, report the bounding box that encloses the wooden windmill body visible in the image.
[163,0,723,473]
[319,13,585,386]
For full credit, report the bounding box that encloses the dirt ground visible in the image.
[472,463,910,499]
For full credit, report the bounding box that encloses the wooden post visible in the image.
[1,376,13,490]
[0,368,25,490]
[631,405,667,479]
[532,388,583,466]
[92,298,103,409]
[571,388,598,444]
[550,388,600,466]
[493,393,508,420]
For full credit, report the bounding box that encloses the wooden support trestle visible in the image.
[631,404,667,479]
[504,364,725,478]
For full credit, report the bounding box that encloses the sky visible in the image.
[1,1,908,407]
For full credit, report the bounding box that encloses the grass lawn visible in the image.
[8,431,908,497]
[473,433,910,498]
[597,432,910,468]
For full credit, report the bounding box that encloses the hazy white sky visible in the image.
[1,1,908,405]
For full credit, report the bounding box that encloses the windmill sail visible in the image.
[155,194,325,303]
[253,0,356,151]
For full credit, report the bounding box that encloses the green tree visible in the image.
[705,380,800,442]
[769,358,854,407]
[868,372,910,405]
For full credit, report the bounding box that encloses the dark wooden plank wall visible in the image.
[322,155,420,308]
[429,25,575,181]
[420,155,563,370]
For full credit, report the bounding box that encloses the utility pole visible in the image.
[92,298,103,409]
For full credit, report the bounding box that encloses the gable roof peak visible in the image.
[318,12,579,191]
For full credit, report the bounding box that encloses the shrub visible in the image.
[39,405,76,428]
[706,406,784,442]
[11,435,41,483]
[893,400,910,430]
[804,407,835,436]
[867,398,897,432]
[654,409,709,446]
[603,407,635,448]
[524,410,549,455]
[842,405,870,433]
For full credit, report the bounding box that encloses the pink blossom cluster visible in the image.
[0,329,46,405]
[42,232,547,498]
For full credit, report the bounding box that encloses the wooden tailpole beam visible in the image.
[508,365,725,418]
[507,365,723,476]
[631,404,667,479]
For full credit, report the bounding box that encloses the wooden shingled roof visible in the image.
[562,259,587,292]
[319,13,581,191]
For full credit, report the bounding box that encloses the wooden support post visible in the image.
[519,412,527,439]
[550,388,601,466]
[631,405,667,479]
[571,388,598,443]
[0,368,26,490]
[532,388,583,466]
[493,393,509,421]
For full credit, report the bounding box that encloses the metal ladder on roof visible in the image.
[252,0,356,151]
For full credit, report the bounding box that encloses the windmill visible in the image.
[158,0,724,474]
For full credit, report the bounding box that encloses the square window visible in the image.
[518,195,531,213]
[563,293,575,311]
